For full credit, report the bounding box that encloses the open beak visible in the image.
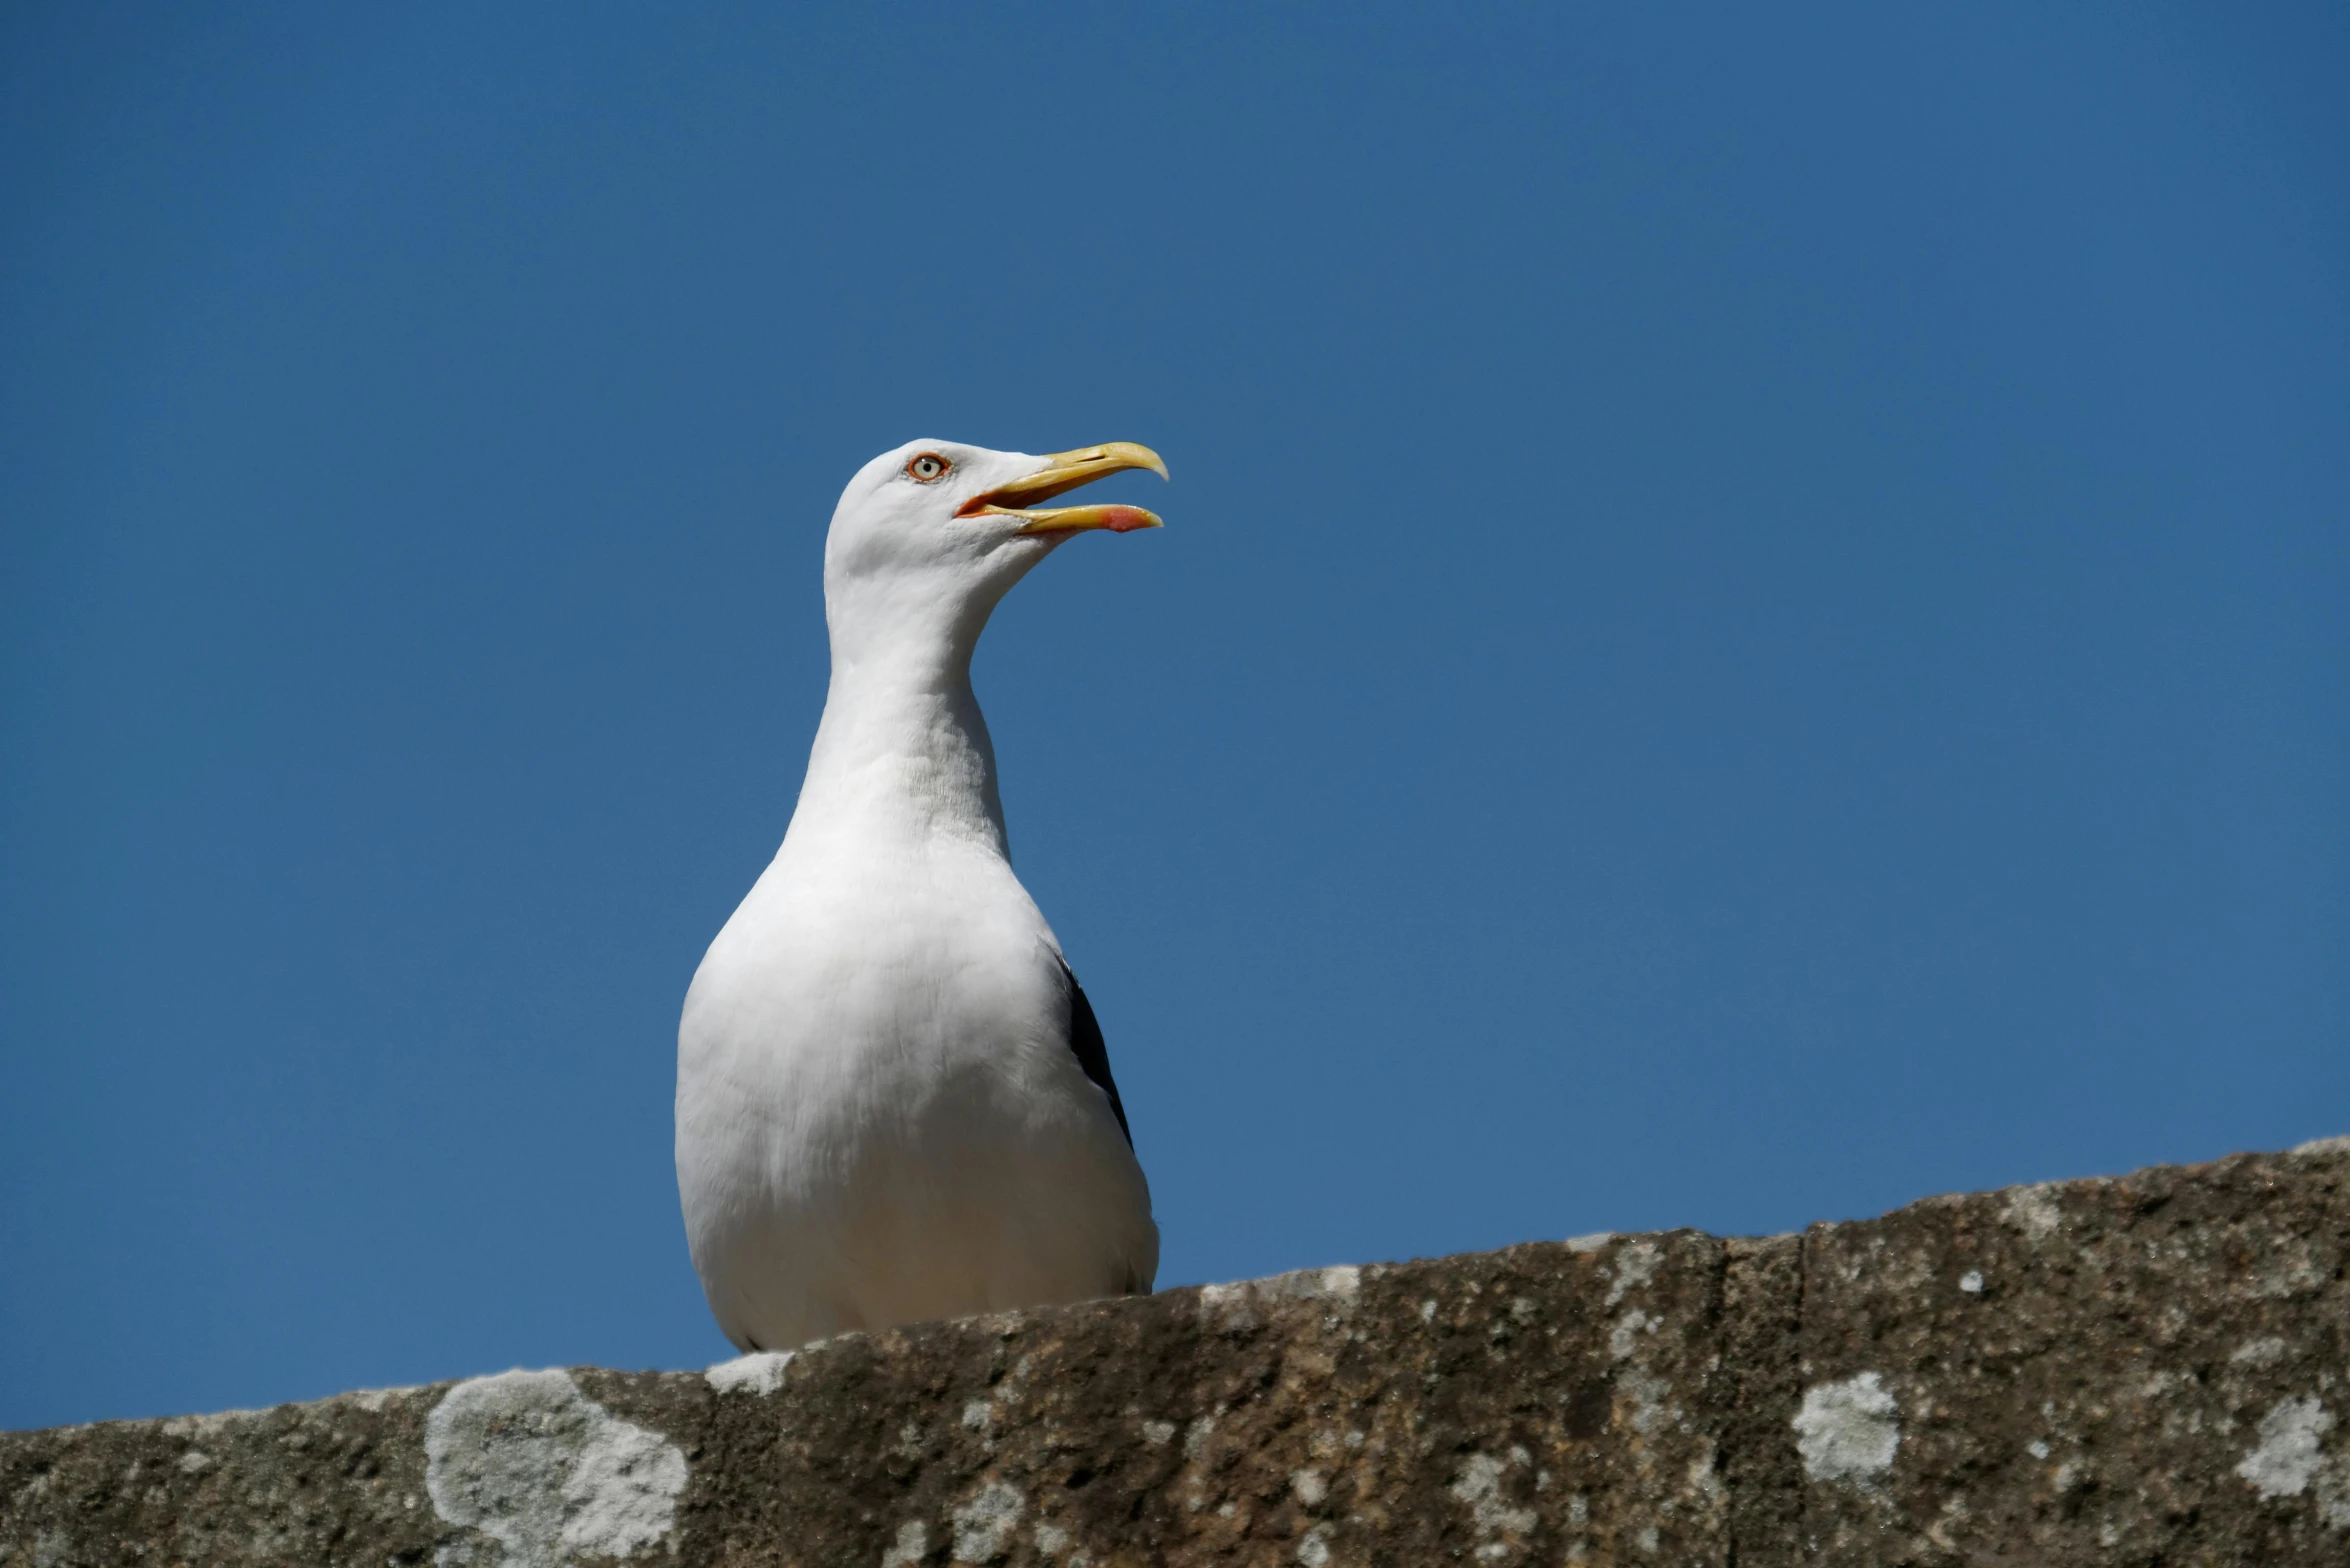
[957,441,1169,535]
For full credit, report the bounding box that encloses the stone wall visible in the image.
[5,1139,2347,1567]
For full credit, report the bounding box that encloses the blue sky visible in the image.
[3,3,2344,1431]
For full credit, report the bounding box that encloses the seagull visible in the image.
[676,439,1168,1353]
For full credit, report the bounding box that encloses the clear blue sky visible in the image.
[3,3,2344,1432]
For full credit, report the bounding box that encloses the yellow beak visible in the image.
[957,441,1170,535]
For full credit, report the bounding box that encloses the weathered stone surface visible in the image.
[1794,1138,2350,1566]
[5,1139,2345,1567]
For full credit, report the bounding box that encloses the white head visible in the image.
[822,439,1168,674]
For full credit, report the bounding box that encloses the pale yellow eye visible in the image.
[908,453,950,482]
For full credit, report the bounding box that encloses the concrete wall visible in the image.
[6,1139,2347,1566]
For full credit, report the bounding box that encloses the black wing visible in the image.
[1058,956,1134,1148]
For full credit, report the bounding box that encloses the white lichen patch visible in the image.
[1958,1270,1984,1295]
[2237,1395,2333,1499]
[1620,1368,1675,1435]
[1793,1372,1901,1484]
[1291,1468,1329,1507]
[1564,1232,1613,1253]
[1032,1521,1071,1556]
[176,1450,213,1474]
[2317,1460,2350,1531]
[2231,1337,2289,1368]
[951,1481,1026,1563]
[423,1369,687,1568]
[1450,1451,1537,1560]
[1609,1309,1655,1362]
[2251,1240,2330,1301]
[1140,1419,1176,1446]
[1194,1279,1259,1332]
[704,1350,794,1396]
[1604,1240,1661,1307]
[2000,1184,2061,1240]
[961,1399,996,1434]
[1201,1265,1362,1329]
[880,1520,928,1568]
[2292,1132,2350,1157]
[159,1408,262,1440]
[1309,1265,1361,1300]
[1297,1524,1334,1567]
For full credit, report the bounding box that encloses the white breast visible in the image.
[675,826,1157,1352]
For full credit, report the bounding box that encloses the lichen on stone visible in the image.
[422,1369,686,1568]
[1793,1372,1901,1484]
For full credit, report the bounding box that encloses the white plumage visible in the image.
[676,438,1166,1353]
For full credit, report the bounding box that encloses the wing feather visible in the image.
[1057,956,1133,1147]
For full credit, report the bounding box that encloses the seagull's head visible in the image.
[822,439,1168,664]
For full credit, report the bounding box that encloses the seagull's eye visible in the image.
[907,453,951,483]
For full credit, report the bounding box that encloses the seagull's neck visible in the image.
[787,613,1010,859]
